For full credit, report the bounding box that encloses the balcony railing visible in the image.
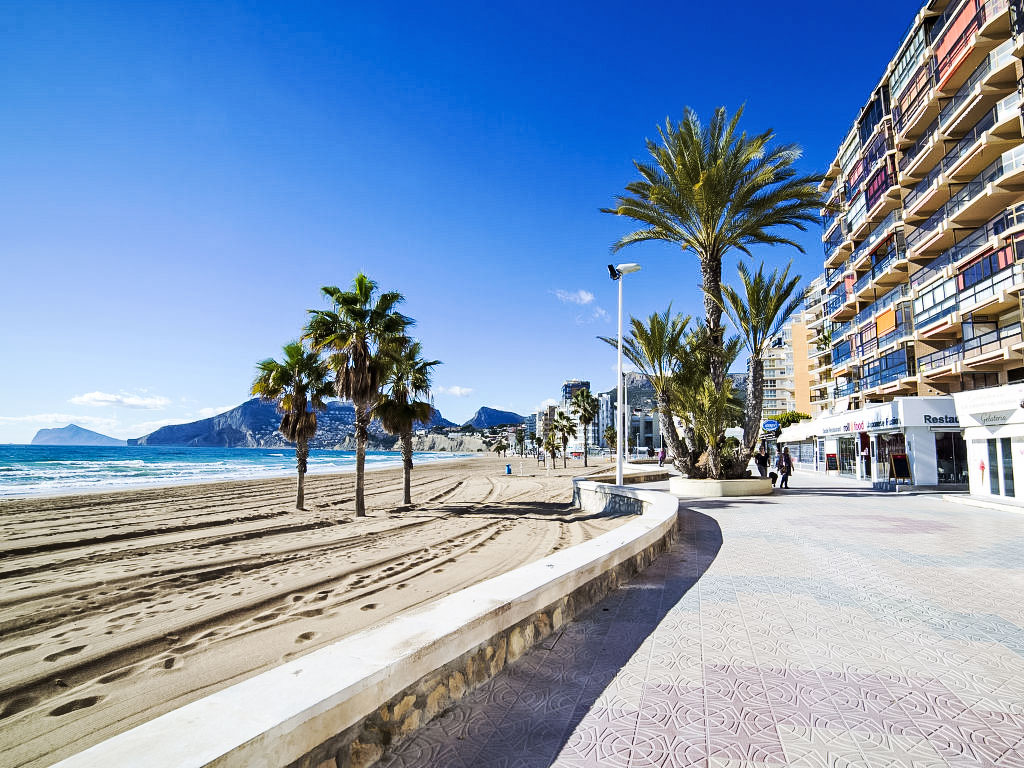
[853,283,911,326]
[894,60,935,135]
[914,276,959,327]
[823,226,845,256]
[900,118,939,173]
[905,161,944,210]
[834,380,859,397]
[942,106,997,173]
[851,209,902,264]
[939,37,996,126]
[826,294,844,315]
[877,318,914,350]
[919,343,964,372]
[907,205,946,251]
[959,261,1024,308]
[861,349,915,390]
[964,322,1022,357]
[910,202,1024,288]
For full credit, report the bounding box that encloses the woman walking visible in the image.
[776,446,794,489]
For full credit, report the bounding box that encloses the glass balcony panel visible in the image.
[894,60,935,134]
[851,209,902,265]
[963,322,1022,357]
[905,162,944,210]
[913,276,959,327]
[900,118,940,173]
[890,24,928,98]
[919,343,964,371]
[935,0,1009,87]
[958,260,1023,308]
[941,107,997,174]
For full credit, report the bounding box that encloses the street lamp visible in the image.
[609,262,641,485]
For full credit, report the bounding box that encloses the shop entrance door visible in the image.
[838,437,858,476]
[875,433,906,483]
[935,432,967,484]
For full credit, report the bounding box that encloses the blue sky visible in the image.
[0,0,922,443]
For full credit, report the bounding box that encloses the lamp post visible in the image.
[608,262,641,485]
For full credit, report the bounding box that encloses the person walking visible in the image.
[754,448,769,478]
[776,446,794,489]
[657,446,666,467]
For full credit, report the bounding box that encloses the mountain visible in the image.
[463,407,525,429]
[131,399,456,448]
[32,424,125,447]
[601,372,656,411]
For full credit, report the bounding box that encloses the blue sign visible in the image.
[762,419,780,432]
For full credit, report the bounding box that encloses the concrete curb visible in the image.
[51,482,679,768]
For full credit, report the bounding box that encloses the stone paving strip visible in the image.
[382,481,1024,767]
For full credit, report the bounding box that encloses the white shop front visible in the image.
[777,396,966,488]
[952,384,1024,503]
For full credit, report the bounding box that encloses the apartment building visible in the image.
[783,0,1024,492]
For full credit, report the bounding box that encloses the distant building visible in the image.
[561,379,590,406]
[597,392,613,447]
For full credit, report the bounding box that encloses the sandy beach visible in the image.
[0,454,625,768]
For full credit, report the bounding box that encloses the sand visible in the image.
[0,454,625,768]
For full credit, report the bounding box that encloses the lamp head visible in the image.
[616,262,641,275]
[608,264,620,280]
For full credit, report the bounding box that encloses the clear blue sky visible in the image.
[0,0,922,443]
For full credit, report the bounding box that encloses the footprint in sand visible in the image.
[396,583,408,590]
[0,644,39,661]
[254,611,281,623]
[291,595,304,603]
[1,695,38,719]
[49,696,101,716]
[295,631,316,643]
[360,603,377,611]
[296,608,323,618]
[152,656,178,670]
[44,645,86,663]
[97,667,134,684]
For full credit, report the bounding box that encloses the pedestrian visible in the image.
[755,448,769,478]
[776,446,794,489]
[657,446,666,467]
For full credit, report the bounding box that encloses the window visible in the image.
[988,439,1000,494]
[957,243,1015,290]
[1001,437,1015,497]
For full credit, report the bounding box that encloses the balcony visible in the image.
[918,343,965,375]
[904,162,948,219]
[962,322,1023,368]
[850,209,903,270]
[958,260,1024,315]
[876,319,915,353]
[860,348,917,394]
[894,60,939,143]
[914,276,960,329]
[834,380,859,398]
[854,284,912,327]
[910,201,1024,290]
[934,0,1011,93]
[938,37,1016,135]
[947,144,1024,228]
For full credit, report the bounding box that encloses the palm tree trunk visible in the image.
[401,429,413,505]
[701,254,726,479]
[744,356,764,453]
[655,390,686,471]
[562,441,567,469]
[354,401,368,517]
[583,424,589,467]
[295,437,308,511]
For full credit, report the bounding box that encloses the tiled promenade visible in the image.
[382,479,1024,767]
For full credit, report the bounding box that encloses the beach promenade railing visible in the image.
[50,478,679,768]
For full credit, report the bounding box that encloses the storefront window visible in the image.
[934,432,967,484]
[876,433,906,481]
[838,437,858,476]
[1001,437,1015,497]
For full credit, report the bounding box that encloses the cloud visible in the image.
[436,386,473,398]
[534,397,559,411]
[592,306,610,321]
[552,289,594,305]
[70,391,170,409]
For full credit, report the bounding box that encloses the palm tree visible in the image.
[552,410,577,469]
[251,341,333,510]
[569,388,599,467]
[720,261,804,461]
[543,430,559,467]
[373,340,440,506]
[604,106,822,478]
[305,274,412,517]
[599,307,690,471]
[515,428,526,457]
[603,425,616,453]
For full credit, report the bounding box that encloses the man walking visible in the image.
[755,448,769,478]
[776,446,794,489]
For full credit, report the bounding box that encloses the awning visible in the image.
[778,422,816,442]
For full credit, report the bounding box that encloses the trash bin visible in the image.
[505,464,512,475]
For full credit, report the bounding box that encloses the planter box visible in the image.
[669,476,773,497]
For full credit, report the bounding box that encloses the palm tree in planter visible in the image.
[604,106,823,478]
[569,388,599,467]
[251,341,333,510]
[552,410,577,469]
[373,339,440,506]
[720,260,804,468]
[305,274,412,517]
[599,307,690,472]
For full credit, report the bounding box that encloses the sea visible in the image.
[0,445,473,499]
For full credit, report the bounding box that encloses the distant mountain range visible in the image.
[463,407,525,429]
[31,424,126,447]
[130,399,457,449]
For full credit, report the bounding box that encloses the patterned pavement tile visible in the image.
[383,478,1024,768]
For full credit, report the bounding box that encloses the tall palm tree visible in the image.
[543,429,559,468]
[720,261,804,459]
[569,388,599,467]
[599,307,690,471]
[305,274,412,517]
[251,341,333,510]
[603,425,616,452]
[373,340,440,506]
[604,106,822,478]
[552,410,577,469]
[515,428,526,457]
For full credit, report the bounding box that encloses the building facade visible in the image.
[788,0,1024,489]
